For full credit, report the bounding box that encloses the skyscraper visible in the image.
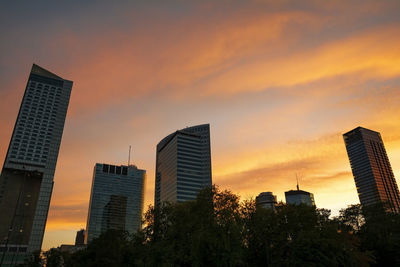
[155,124,212,206]
[285,189,315,206]
[285,182,315,207]
[343,126,400,212]
[0,64,72,265]
[85,163,146,244]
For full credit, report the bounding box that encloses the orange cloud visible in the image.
[198,25,400,96]
[1,0,400,251]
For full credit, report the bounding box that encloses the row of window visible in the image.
[29,82,62,93]
[0,246,27,252]
[102,164,129,175]
[8,156,47,163]
[22,105,59,115]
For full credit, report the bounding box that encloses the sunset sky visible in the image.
[1,1,400,250]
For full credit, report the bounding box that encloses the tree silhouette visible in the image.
[25,186,400,266]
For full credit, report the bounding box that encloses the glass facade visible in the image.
[343,127,400,212]
[285,190,315,206]
[0,64,72,266]
[85,164,146,244]
[155,124,212,206]
[256,192,277,209]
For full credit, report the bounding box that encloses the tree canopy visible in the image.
[23,186,400,266]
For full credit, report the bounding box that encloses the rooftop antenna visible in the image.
[296,173,300,191]
[128,145,131,166]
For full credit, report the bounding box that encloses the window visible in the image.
[102,164,109,173]
[109,165,115,174]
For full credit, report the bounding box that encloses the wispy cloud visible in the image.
[0,1,400,250]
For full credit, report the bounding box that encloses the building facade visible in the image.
[255,192,277,209]
[85,163,146,244]
[75,229,85,246]
[155,124,212,206]
[343,127,400,212]
[285,189,315,206]
[0,64,72,265]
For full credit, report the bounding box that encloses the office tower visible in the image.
[285,183,315,206]
[343,127,400,212]
[85,163,146,244]
[0,64,72,265]
[256,192,277,209]
[75,229,85,246]
[155,124,212,206]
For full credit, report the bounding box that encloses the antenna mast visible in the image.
[296,173,300,190]
[128,145,131,166]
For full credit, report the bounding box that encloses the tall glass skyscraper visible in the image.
[0,64,72,265]
[343,127,400,212]
[85,163,146,244]
[155,124,212,206]
[285,189,315,207]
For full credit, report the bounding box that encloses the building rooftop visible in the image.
[285,189,312,196]
[31,63,63,80]
[343,126,380,136]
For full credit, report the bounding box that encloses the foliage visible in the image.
[338,203,400,266]
[43,248,63,267]
[26,186,400,266]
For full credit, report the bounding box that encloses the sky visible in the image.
[1,0,400,250]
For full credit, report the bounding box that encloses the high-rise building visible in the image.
[85,163,146,244]
[256,192,277,209]
[0,64,72,265]
[155,124,212,206]
[343,127,400,212]
[285,190,315,206]
[75,229,85,246]
[285,183,315,207]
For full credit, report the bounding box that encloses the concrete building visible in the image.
[85,163,146,243]
[343,127,400,212]
[155,124,212,206]
[256,192,277,209]
[0,64,72,266]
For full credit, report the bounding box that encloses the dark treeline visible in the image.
[21,186,400,267]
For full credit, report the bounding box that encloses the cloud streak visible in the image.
[0,1,400,250]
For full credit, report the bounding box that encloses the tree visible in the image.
[23,186,394,266]
[359,203,400,266]
[243,202,369,266]
[338,204,364,232]
[44,248,64,267]
[66,230,132,267]
[139,185,245,266]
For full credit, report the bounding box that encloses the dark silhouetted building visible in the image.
[85,163,146,244]
[0,64,72,266]
[59,244,85,254]
[343,127,400,212]
[75,229,85,246]
[256,192,277,209]
[155,124,212,206]
[285,183,315,207]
